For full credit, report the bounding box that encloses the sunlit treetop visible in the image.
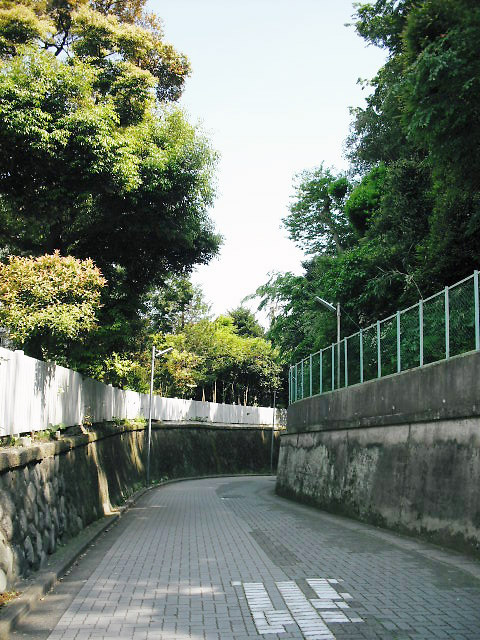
[0,0,190,108]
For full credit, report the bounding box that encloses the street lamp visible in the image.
[315,296,341,390]
[270,389,277,474]
[146,345,173,486]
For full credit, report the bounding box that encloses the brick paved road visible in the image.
[12,476,480,639]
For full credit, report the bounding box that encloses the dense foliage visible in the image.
[0,0,225,386]
[143,276,212,335]
[154,314,281,406]
[0,252,106,360]
[83,296,281,406]
[255,0,480,368]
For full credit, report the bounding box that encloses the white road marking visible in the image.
[307,579,342,600]
[243,582,294,634]
[242,578,364,637]
[276,581,335,640]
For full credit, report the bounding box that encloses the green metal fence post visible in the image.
[344,338,348,387]
[301,359,304,399]
[295,362,298,402]
[319,349,323,394]
[309,354,313,397]
[397,311,401,373]
[419,300,424,367]
[475,270,479,351]
[377,321,381,378]
[445,286,450,359]
[331,344,335,390]
[359,329,364,383]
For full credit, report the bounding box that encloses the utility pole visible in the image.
[146,345,173,486]
[315,296,341,389]
[270,390,276,474]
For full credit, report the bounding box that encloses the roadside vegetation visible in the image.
[252,0,480,366]
[0,0,281,405]
[1,1,477,405]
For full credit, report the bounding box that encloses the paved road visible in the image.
[12,476,480,640]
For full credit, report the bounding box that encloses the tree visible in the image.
[401,0,480,286]
[0,1,220,370]
[153,316,282,406]
[0,49,219,296]
[251,272,316,363]
[348,0,480,287]
[228,307,264,338]
[0,252,106,360]
[98,351,149,392]
[344,164,386,235]
[0,0,190,105]
[346,57,416,172]
[283,165,353,256]
[350,0,414,55]
[257,0,480,379]
[144,276,211,334]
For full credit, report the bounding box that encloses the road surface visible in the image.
[11,476,480,639]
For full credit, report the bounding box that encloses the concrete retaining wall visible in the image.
[0,421,280,589]
[277,351,480,555]
[0,347,285,436]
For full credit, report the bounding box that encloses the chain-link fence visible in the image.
[289,271,480,404]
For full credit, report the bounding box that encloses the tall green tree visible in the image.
[401,0,480,286]
[283,165,353,256]
[0,49,218,296]
[144,276,211,335]
[228,307,264,338]
[349,0,480,287]
[0,0,190,104]
[0,0,220,369]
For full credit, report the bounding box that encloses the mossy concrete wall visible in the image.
[0,422,279,589]
[277,351,480,556]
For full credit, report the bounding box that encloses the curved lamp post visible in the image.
[146,345,173,486]
[315,296,341,390]
[270,389,276,474]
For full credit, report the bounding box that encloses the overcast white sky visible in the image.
[148,0,386,319]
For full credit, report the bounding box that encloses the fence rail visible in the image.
[0,347,286,436]
[289,270,480,404]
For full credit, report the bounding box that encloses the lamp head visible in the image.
[155,346,173,357]
[315,296,336,313]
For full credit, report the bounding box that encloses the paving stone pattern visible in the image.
[18,477,480,639]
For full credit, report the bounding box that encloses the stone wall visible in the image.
[0,422,280,589]
[277,351,480,556]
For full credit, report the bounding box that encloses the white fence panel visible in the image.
[0,347,285,436]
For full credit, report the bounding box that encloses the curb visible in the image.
[0,474,274,638]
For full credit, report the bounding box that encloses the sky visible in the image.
[148,0,386,320]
